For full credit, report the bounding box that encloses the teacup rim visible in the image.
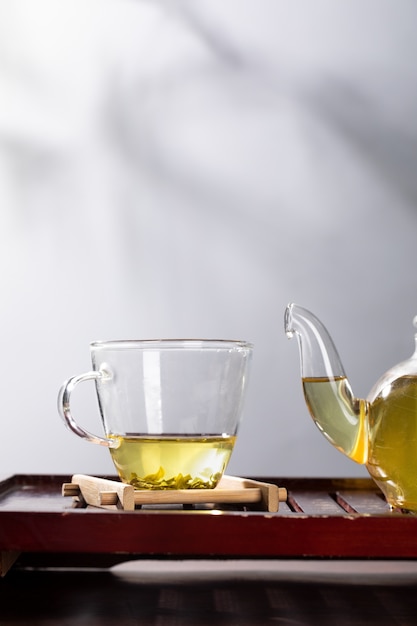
[89,338,253,350]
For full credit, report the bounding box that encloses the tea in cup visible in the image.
[58,339,252,489]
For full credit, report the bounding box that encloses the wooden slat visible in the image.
[288,490,345,516]
[335,490,392,515]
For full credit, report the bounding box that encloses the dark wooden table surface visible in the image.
[2,561,417,625]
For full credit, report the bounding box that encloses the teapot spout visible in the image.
[285,303,368,464]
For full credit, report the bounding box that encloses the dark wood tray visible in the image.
[1,474,416,573]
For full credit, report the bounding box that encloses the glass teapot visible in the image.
[285,302,417,511]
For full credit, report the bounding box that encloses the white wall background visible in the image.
[1,0,417,479]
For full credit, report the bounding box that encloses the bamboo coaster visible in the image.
[62,474,287,513]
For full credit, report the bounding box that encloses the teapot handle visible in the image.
[57,371,113,447]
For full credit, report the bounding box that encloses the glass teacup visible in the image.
[58,339,252,490]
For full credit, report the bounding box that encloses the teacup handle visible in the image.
[58,371,113,448]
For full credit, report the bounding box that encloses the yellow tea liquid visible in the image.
[302,377,368,464]
[303,375,417,510]
[367,375,417,510]
[108,434,236,489]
